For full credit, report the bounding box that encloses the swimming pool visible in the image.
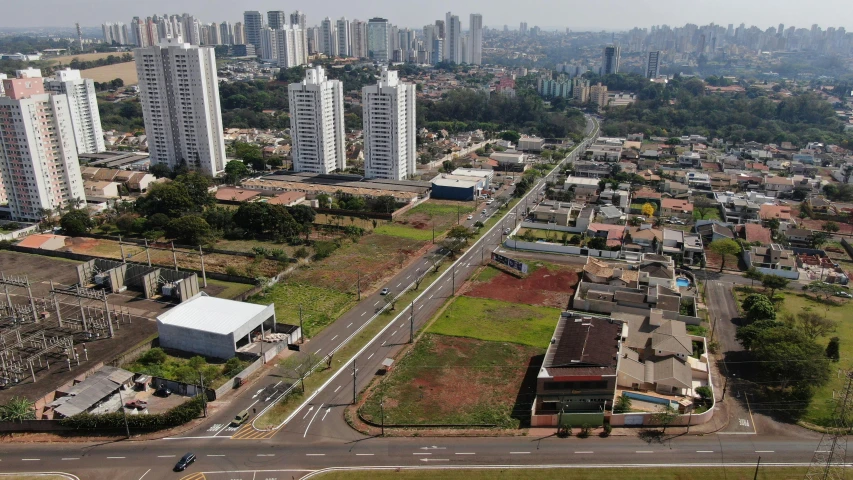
[622,391,679,408]
[676,277,690,287]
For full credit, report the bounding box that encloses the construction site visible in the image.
[0,250,221,405]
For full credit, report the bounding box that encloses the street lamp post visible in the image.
[116,387,131,439]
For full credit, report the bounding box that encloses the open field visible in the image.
[427,296,561,348]
[694,209,722,221]
[204,278,255,299]
[312,466,807,480]
[122,348,248,390]
[513,227,582,243]
[399,200,475,229]
[80,62,138,84]
[50,51,135,66]
[248,283,354,337]
[291,234,426,293]
[315,213,375,230]
[62,237,285,277]
[359,334,542,428]
[373,223,436,241]
[465,263,580,309]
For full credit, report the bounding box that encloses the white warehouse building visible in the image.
[156,295,279,359]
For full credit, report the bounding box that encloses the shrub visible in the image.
[137,347,167,365]
[294,247,310,259]
[614,395,632,413]
[313,241,338,260]
[601,423,612,437]
[578,423,591,438]
[59,396,204,431]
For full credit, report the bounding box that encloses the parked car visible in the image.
[467,215,473,220]
[174,453,196,472]
[154,387,172,397]
[125,400,148,409]
[380,288,390,295]
[834,291,853,299]
[504,228,511,235]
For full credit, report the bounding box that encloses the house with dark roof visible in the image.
[533,313,624,418]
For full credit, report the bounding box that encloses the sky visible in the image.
[2,0,852,31]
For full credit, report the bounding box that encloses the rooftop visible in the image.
[157,296,270,335]
[542,314,622,378]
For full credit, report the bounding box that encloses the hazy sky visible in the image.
[3,0,852,30]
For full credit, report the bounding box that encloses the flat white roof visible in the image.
[157,296,269,335]
[452,168,493,178]
[564,176,600,186]
[432,175,482,188]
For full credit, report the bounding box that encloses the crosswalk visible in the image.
[230,423,279,440]
[179,473,206,480]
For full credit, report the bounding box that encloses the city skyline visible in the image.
[2,0,853,31]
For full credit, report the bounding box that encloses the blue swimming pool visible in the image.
[622,391,679,408]
[676,277,690,287]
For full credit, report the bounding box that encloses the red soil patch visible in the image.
[64,236,98,251]
[466,266,580,309]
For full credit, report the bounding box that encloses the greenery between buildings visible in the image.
[123,347,248,390]
[59,396,204,431]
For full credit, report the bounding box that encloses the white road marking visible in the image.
[304,402,325,438]
[257,454,276,457]
[356,453,374,456]
[455,452,476,455]
[510,452,530,454]
[413,453,431,455]
[21,459,40,461]
[575,451,594,454]
[322,407,330,421]
[61,458,80,460]
[314,349,322,355]
[397,283,402,288]
[381,341,386,346]
[362,312,366,316]
[157,455,176,458]
[697,451,715,453]
[429,294,434,299]
[138,469,151,480]
[207,455,225,457]
[107,456,125,459]
[347,322,353,328]
[407,275,411,279]
[273,381,282,388]
[755,450,775,453]
[391,330,397,336]
[636,451,654,453]
[367,353,374,360]
[302,406,314,419]
[334,385,341,393]
[331,335,338,341]
[418,305,423,310]
[306,453,326,456]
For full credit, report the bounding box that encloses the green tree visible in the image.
[174,172,215,209]
[826,337,841,362]
[279,352,323,392]
[587,236,608,250]
[60,209,93,235]
[810,231,830,248]
[135,182,194,217]
[745,296,776,322]
[138,347,167,365]
[651,404,678,434]
[744,267,764,287]
[784,311,838,340]
[447,225,475,242]
[751,325,830,391]
[0,397,36,422]
[613,395,632,413]
[165,215,211,245]
[708,238,741,272]
[736,319,780,350]
[148,163,172,179]
[822,221,840,233]
[761,274,790,299]
[224,160,250,184]
[500,130,521,143]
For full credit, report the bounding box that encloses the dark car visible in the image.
[174,452,196,472]
[154,387,172,397]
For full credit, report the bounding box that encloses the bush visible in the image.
[313,241,338,260]
[294,247,310,259]
[59,396,204,431]
[138,347,167,365]
[601,423,612,437]
[578,423,591,438]
[614,395,632,413]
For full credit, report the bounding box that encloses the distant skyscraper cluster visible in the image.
[103,14,246,49]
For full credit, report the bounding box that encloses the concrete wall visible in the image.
[520,221,584,234]
[157,324,235,360]
[504,238,621,258]
[0,223,39,241]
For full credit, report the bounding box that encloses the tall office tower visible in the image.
[209,23,222,45]
[778,23,785,36]
[290,11,307,29]
[288,66,345,174]
[320,17,337,57]
[601,45,621,74]
[135,38,227,176]
[335,18,351,57]
[390,25,399,52]
[362,68,416,180]
[351,20,368,58]
[444,13,461,62]
[431,38,443,64]
[460,35,469,64]
[259,27,278,62]
[520,22,528,35]
[435,20,445,40]
[267,11,286,30]
[367,18,391,63]
[243,11,264,50]
[275,26,307,68]
[306,27,320,55]
[0,73,86,221]
[645,50,661,79]
[469,14,483,65]
[233,22,246,45]
[44,68,105,154]
[220,22,233,45]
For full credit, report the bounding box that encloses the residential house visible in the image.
[763,176,795,197]
[585,144,622,162]
[742,243,800,279]
[563,176,600,201]
[759,204,794,224]
[696,222,735,243]
[586,223,626,248]
[583,258,639,288]
[678,152,701,168]
[639,254,678,290]
[661,180,689,196]
[710,173,736,191]
[660,198,694,219]
[624,226,663,254]
[685,172,711,190]
[572,161,611,178]
[736,223,772,245]
[531,201,594,230]
[662,228,704,265]
[784,227,812,247]
[598,205,626,224]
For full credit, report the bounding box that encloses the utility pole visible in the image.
[452,264,455,293]
[805,371,853,480]
[409,301,415,344]
[144,239,151,266]
[299,305,304,344]
[352,360,357,404]
[117,387,131,439]
[199,371,207,417]
[171,241,178,270]
[754,456,761,480]
[198,245,207,288]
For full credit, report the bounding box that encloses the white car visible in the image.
[467,215,473,220]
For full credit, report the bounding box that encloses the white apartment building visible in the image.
[288,66,345,174]
[469,14,483,65]
[320,18,337,57]
[351,20,368,58]
[275,27,307,68]
[0,73,6,95]
[259,27,278,62]
[243,11,264,50]
[0,74,86,220]
[44,68,105,154]
[336,18,351,57]
[135,38,227,176]
[444,13,461,63]
[362,68,416,180]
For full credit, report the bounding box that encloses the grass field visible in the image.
[122,348,247,390]
[777,291,852,426]
[359,333,542,428]
[50,51,135,66]
[311,466,807,480]
[373,223,436,241]
[694,208,722,221]
[213,238,303,256]
[291,234,425,293]
[249,283,354,338]
[427,296,561,347]
[80,61,138,84]
[399,200,475,231]
[514,227,580,243]
[205,278,255,299]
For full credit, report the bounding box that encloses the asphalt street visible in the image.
[6,117,824,479]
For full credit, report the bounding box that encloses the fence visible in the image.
[503,238,621,258]
[149,376,215,401]
[0,223,39,241]
[519,221,585,234]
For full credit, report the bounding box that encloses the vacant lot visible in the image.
[248,283,354,337]
[373,223,435,241]
[465,263,580,309]
[80,61,138,84]
[384,200,475,240]
[291,233,425,293]
[51,51,135,66]
[428,296,561,348]
[122,348,248,390]
[62,237,285,277]
[359,334,542,428]
[312,466,807,480]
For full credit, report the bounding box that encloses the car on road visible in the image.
[504,228,511,235]
[231,409,250,426]
[467,215,473,220]
[124,400,148,409]
[380,288,390,295]
[487,199,494,205]
[834,291,853,299]
[174,452,196,472]
[154,387,172,397]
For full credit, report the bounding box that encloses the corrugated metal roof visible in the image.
[49,366,133,417]
[157,296,269,335]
